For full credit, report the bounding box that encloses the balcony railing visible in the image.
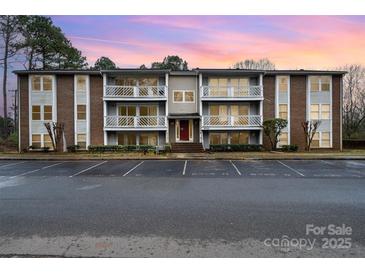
[104,116,167,128]
[202,115,262,128]
[201,85,263,99]
[104,85,167,99]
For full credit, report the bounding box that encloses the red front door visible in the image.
[180,120,189,141]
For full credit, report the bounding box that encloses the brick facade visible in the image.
[332,75,342,150]
[262,75,275,150]
[290,75,307,151]
[19,75,29,151]
[56,75,74,149]
[89,75,104,145]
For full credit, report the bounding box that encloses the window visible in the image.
[43,105,52,120]
[185,91,194,102]
[140,105,157,116]
[310,104,320,120]
[321,132,330,147]
[77,105,86,120]
[77,134,87,149]
[321,104,330,119]
[310,76,320,92]
[278,132,288,147]
[312,132,320,148]
[32,76,41,91]
[140,132,158,146]
[115,77,137,86]
[321,77,330,92]
[139,78,158,86]
[76,76,87,92]
[173,90,194,103]
[173,91,183,102]
[126,133,136,145]
[32,105,41,120]
[278,77,288,93]
[44,134,53,149]
[231,132,249,144]
[209,133,228,145]
[310,76,331,92]
[279,104,288,120]
[209,78,228,96]
[32,134,41,149]
[43,76,53,91]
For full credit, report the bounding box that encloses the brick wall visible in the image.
[56,75,74,149]
[262,75,275,149]
[332,75,342,150]
[290,75,307,151]
[19,75,29,151]
[90,75,104,145]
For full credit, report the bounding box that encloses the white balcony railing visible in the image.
[105,116,167,128]
[201,85,263,98]
[104,85,167,98]
[202,115,262,128]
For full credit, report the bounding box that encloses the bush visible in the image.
[88,145,156,153]
[209,144,263,152]
[280,144,298,152]
[67,145,80,152]
[164,144,171,153]
[41,147,50,152]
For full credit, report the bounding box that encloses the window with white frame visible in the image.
[140,132,158,146]
[311,132,330,148]
[31,105,52,121]
[77,105,86,120]
[230,131,249,144]
[31,75,53,92]
[310,76,331,92]
[310,104,330,120]
[278,132,288,147]
[77,134,87,149]
[278,77,289,93]
[31,134,53,149]
[279,104,288,120]
[209,132,228,145]
[76,76,87,92]
[173,90,195,103]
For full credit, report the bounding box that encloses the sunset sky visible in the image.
[2,15,365,114]
[51,15,365,69]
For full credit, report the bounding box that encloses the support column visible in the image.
[165,73,169,144]
[199,73,203,143]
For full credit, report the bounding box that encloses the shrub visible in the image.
[209,144,263,152]
[41,147,50,152]
[280,144,298,152]
[67,145,80,152]
[88,145,156,153]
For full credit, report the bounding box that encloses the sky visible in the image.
[51,15,365,69]
[2,15,365,115]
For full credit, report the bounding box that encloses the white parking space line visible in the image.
[0,161,26,168]
[10,168,41,179]
[277,160,305,177]
[122,161,144,177]
[41,161,65,170]
[182,160,187,175]
[229,160,241,176]
[69,161,108,178]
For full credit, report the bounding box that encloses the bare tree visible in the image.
[0,16,22,136]
[232,58,276,70]
[44,122,64,152]
[338,65,365,138]
[302,120,321,151]
[262,118,288,151]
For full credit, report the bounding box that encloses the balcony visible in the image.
[104,115,167,130]
[104,85,167,100]
[200,85,263,100]
[202,115,262,130]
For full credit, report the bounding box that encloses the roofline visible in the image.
[13,68,347,76]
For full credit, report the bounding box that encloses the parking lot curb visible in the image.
[0,156,365,161]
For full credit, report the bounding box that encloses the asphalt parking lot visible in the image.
[0,159,364,180]
[1,159,365,257]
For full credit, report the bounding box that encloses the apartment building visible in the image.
[14,68,344,152]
